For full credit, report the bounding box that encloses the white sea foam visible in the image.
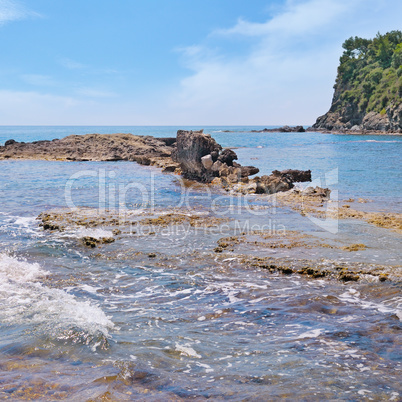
[14,216,37,227]
[297,329,323,339]
[0,253,47,282]
[175,343,202,358]
[0,215,40,235]
[75,227,114,239]
[0,254,114,344]
[339,288,402,322]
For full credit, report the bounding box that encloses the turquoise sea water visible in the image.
[0,126,401,400]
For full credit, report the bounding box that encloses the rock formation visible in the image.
[172,130,222,182]
[172,130,263,184]
[172,130,312,194]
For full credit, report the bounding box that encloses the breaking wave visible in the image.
[0,253,114,349]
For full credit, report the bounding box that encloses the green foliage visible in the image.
[392,44,402,68]
[368,68,382,84]
[336,31,402,114]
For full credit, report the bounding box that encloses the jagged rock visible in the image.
[278,125,305,133]
[1,128,316,198]
[388,103,402,131]
[255,175,293,194]
[362,111,390,131]
[217,149,237,166]
[211,160,224,175]
[162,165,177,173]
[253,169,312,194]
[211,151,219,162]
[240,166,259,177]
[272,169,311,183]
[173,130,222,182]
[201,154,214,169]
[4,139,17,146]
[134,156,151,165]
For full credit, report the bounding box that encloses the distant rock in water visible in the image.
[251,126,305,133]
[312,31,402,133]
[0,133,175,164]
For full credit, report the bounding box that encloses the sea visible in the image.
[0,126,401,400]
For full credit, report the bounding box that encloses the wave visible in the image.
[339,288,402,322]
[0,214,41,237]
[0,253,114,349]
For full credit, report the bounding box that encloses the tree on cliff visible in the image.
[314,31,402,131]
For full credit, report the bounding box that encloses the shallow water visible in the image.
[0,126,401,400]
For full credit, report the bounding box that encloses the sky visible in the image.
[0,0,401,126]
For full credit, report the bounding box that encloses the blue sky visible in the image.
[0,0,401,125]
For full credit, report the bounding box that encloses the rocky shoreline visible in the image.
[311,105,402,134]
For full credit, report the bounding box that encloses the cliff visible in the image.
[313,31,402,133]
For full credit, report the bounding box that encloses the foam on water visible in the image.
[0,215,40,236]
[339,288,402,322]
[0,252,47,282]
[74,227,114,239]
[0,254,114,346]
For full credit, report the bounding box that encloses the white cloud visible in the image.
[162,0,402,125]
[59,58,87,70]
[215,0,354,38]
[0,0,40,25]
